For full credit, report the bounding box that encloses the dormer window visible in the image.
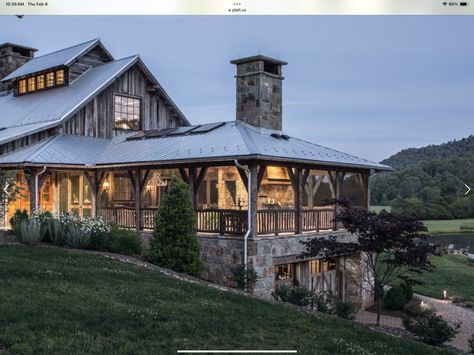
[46,72,55,88]
[15,67,68,96]
[114,94,141,130]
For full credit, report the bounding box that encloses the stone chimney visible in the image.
[0,43,37,91]
[231,55,287,132]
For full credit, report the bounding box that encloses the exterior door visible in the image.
[58,173,92,218]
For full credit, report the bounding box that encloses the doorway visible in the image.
[58,173,92,218]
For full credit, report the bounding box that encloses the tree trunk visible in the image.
[375,282,383,326]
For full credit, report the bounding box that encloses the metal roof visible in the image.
[0,56,139,145]
[0,121,391,171]
[1,39,106,81]
[0,134,110,165]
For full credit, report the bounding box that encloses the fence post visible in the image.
[274,210,279,236]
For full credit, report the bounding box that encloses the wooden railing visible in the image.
[196,209,247,235]
[257,209,296,235]
[97,207,136,228]
[97,206,336,235]
[301,207,336,232]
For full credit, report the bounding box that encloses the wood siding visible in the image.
[64,64,183,138]
[0,127,57,156]
[69,45,112,82]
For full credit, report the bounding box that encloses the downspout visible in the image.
[234,160,252,288]
[35,166,47,212]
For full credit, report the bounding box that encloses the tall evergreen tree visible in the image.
[146,176,202,275]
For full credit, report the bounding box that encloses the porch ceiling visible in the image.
[0,121,391,172]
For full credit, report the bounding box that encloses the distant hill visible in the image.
[371,136,474,220]
[381,135,474,170]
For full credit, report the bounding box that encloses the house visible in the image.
[0,39,390,304]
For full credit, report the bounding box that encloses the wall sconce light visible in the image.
[102,180,110,191]
[146,184,153,192]
[443,289,448,300]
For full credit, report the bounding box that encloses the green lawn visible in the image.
[370,205,391,213]
[422,219,474,233]
[0,246,453,355]
[412,255,474,302]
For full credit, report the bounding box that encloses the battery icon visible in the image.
[460,1,468,5]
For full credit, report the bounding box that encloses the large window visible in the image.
[114,95,141,130]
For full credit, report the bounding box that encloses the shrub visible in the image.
[106,226,142,256]
[468,334,474,353]
[17,220,44,245]
[400,282,413,302]
[272,285,311,306]
[10,209,28,236]
[65,225,91,249]
[403,312,460,346]
[229,264,258,291]
[335,299,357,320]
[384,284,410,310]
[32,211,54,242]
[145,176,202,275]
[312,290,336,313]
[48,218,66,245]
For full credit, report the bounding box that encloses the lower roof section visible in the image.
[0,121,391,172]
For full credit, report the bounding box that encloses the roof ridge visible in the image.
[33,38,99,60]
[235,121,259,155]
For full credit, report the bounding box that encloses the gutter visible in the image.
[234,159,251,291]
[34,166,47,211]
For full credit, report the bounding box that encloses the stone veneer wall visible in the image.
[197,230,373,307]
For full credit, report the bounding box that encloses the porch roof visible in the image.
[0,121,391,171]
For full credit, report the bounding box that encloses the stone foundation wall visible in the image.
[196,231,373,307]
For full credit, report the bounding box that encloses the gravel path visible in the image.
[356,294,474,352]
[417,294,474,352]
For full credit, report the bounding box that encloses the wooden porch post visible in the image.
[249,163,258,238]
[129,169,150,231]
[287,167,304,234]
[180,167,207,211]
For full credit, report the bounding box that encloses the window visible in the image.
[18,79,26,94]
[114,95,141,130]
[323,258,337,272]
[37,75,45,90]
[56,69,64,85]
[275,264,292,280]
[113,174,133,202]
[310,260,321,274]
[46,72,55,87]
[27,77,35,92]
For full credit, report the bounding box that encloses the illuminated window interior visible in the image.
[114,95,141,130]
[275,263,292,280]
[37,75,45,90]
[46,72,55,87]
[27,77,35,92]
[56,69,64,85]
[18,79,26,94]
[16,68,67,95]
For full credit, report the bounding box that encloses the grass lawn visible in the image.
[0,246,453,355]
[422,219,474,234]
[370,205,391,213]
[412,254,474,302]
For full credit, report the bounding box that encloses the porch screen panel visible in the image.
[59,174,68,213]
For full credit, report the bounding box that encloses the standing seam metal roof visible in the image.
[1,39,104,82]
[0,121,391,171]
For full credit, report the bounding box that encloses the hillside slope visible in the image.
[381,135,474,170]
[371,136,474,219]
[0,245,453,354]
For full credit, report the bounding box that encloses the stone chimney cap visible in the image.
[230,55,287,66]
[0,43,38,52]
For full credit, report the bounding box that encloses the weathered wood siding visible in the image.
[69,45,112,82]
[64,64,183,138]
[0,128,57,156]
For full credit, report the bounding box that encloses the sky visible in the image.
[1,15,473,162]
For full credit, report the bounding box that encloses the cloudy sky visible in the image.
[2,15,473,162]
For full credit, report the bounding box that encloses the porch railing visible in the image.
[97,206,336,236]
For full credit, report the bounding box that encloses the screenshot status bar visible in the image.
[1,0,473,15]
